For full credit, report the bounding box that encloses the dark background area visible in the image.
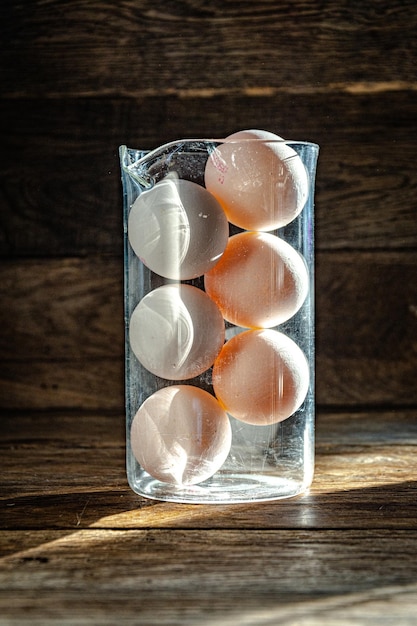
[1,1,416,415]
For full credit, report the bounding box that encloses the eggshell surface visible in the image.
[226,129,285,142]
[204,231,308,329]
[130,385,232,485]
[129,284,225,380]
[212,329,310,425]
[128,177,229,280]
[204,129,309,231]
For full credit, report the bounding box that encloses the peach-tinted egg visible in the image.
[204,129,309,231]
[226,129,285,142]
[212,329,310,426]
[128,177,229,280]
[129,284,225,380]
[130,385,232,485]
[204,231,308,328]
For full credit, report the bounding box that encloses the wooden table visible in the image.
[2,410,417,624]
[1,1,417,623]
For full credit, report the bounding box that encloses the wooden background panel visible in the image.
[3,92,416,156]
[317,251,417,405]
[0,360,124,411]
[1,252,416,409]
[1,91,417,257]
[3,409,416,449]
[2,1,417,97]
[0,258,124,360]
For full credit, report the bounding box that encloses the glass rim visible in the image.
[120,139,319,172]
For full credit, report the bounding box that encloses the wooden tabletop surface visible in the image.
[1,2,417,624]
[1,409,417,625]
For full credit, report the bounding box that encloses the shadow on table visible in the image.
[1,478,416,534]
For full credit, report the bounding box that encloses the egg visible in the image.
[204,129,309,231]
[130,385,232,485]
[204,231,308,329]
[129,284,225,380]
[227,129,285,142]
[128,176,229,280]
[212,329,310,426]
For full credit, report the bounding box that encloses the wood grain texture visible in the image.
[1,410,417,531]
[1,1,417,622]
[1,253,417,409]
[2,1,417,98]
[0,528,417,624]
[1,92,417,257]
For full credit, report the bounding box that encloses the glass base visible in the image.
[128,470,313,504]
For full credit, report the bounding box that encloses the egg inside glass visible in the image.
[128,177,229,280]
[204,129,309,231]
[204,231,309,329]
[129,284,225,380]
[130,385,232,486]
[213,329,310,426]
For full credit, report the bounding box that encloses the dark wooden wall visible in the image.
[1,1,416,419]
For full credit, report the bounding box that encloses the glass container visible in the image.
[120,137,319,503]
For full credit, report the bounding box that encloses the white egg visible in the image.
[129,284,225,380]
[128,177,229,280]
[130,385,232,485]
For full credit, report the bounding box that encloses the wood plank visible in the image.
[1,252,417,409]
[2,409,416,449]
[0,528,417,624]
[0,411,125,449]
[316,251,417,406]
[2,1,417,97]
[2,449,417,531]
[0,257,124,360]
[1,92,417,256]
[0,359,124,411]
[1,410,416,531]
[3,92,416,156]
